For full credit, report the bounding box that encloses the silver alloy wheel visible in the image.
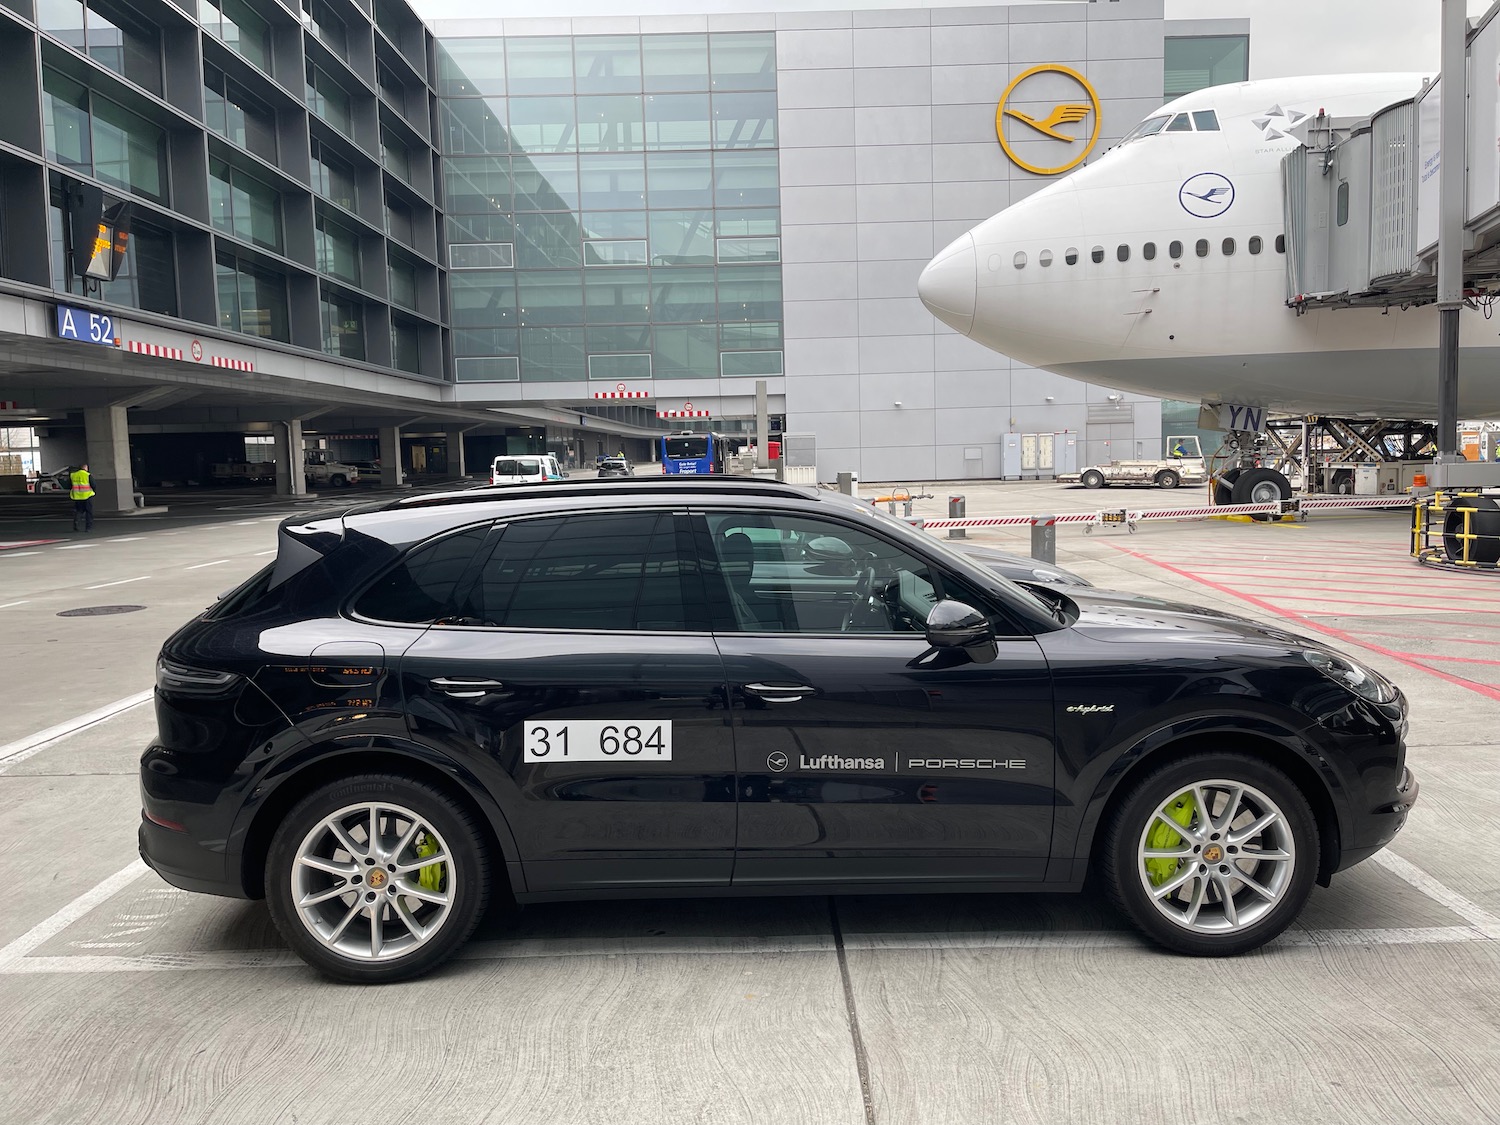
[1136,779,1296,934]
[1248,478,1283,504]
[291,801,454,962]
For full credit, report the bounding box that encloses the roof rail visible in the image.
[386,475,817,510]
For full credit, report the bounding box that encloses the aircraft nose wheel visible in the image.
[1229,467,1291,520]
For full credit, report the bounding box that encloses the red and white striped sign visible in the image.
[125,340,184,360]
[593,390,650,399]
[658,409,711,418]
[211,356,255,371]
[0,401,26,412]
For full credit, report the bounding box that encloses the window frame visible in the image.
[693,507,1039,639]
[403,509,712,635]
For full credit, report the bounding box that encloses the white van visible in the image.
[489,454,563,486]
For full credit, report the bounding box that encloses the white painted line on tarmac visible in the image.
[0,552,41,560]
[254,549,276,556]
[110,537,146,543]
[0,689,154,768]
[0,920,1493,977]
[185,559,230,570]
[0,600,28,610]
[1372,850,1500,940]
[0,861,148,972]
[84,575,151,590]
[54,543,95,550]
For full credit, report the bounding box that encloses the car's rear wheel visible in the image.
[1101,753,1317,956]
[1155,469,1181,489]
[265,774,491,982]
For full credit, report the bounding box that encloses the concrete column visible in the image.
[443,424,467,478]
[274,419,307,497]
[82,405,134,513]
[379,425,404,488]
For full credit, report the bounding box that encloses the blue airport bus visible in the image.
[660,432,727,474]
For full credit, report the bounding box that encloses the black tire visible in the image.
[1101,752,1318,956]
[1443,495,1500,564]
[265,773,491,983]
[1212,467,1241,506]
[1231,467,1291,522]
[330,474,348,488]
[1155,469,1181,489]
[1080,469,1106,489]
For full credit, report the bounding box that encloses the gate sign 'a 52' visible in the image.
[55,304,119,348]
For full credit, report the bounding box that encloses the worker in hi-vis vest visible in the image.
[69,462,95,532]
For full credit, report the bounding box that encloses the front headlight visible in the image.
[1302,649,1397,704]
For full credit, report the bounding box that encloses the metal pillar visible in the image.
[1436,0,1466,460]
[274,419,307,497]
[755,379,769,470]
[947,495,967,539]
[1030,515,1056,564]
[443,424,468,478]
[379,425,404,488]
[82,404,133,513]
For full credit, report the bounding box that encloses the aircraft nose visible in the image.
[917,232,976,336]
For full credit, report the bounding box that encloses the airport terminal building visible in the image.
[0,0,1246,494]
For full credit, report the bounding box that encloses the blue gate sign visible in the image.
[55,304,119,347]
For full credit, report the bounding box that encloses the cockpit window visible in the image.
[1166,113,1193,132]
[1192,110,1220,131]
[1121,115,1170,143]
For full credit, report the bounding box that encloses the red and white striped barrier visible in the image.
[211,356,254,371]
[658,409,711,418]
[594,390,649,399]
[916,494,1414,532]
[125,340,183,360]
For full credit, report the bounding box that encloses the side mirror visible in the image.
[925,600,998,664]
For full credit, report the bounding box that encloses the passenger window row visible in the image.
[1013,234,1286,270]
[353,509,1001,636]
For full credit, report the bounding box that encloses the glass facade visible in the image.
[1164,35,1249,99]
[438,31,782,383]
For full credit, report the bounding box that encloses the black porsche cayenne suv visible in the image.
[140,478,1418,982]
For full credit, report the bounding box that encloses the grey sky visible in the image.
[414,0,1493,82]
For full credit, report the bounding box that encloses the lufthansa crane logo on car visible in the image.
[996,64,1102,177]
[766,752,789,773]
[1179,172,1236,218]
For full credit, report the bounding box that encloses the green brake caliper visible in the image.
[415,832,447,894]
[1145,791,1197,887]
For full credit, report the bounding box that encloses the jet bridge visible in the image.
[1284,5,1500,312]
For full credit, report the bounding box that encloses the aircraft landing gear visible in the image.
[1210,428,1292,520]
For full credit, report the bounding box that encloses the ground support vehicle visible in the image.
[210,462,277,485]
[140,477,1418,982]
[1060,436,1207,490]
[304,451,360,488]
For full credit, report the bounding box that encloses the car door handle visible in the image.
[742,682,816,703]
[430,677,506,698]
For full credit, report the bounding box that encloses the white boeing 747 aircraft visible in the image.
[918,74,1488,504]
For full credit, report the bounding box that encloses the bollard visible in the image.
[947,494,966,539]
[1031,515,1056,563]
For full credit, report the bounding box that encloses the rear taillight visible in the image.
[144,809,186,832]
[156,659,240,695]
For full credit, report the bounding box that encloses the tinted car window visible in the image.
[704,512,941,634]
[471,512,702,630]
[353,526,490,623]
[494,459,518,476]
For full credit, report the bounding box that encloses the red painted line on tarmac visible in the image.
[1336,630,1498,647]
[1254,594,1500,612]
[1209,585,1500,606]
[1399,651,1500,666]
[1177,567,1500,590]
[0,540,60,550]
[1114,546,1500,702]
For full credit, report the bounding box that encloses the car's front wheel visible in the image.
[1101,753,1318,956]
[265,774,491,982]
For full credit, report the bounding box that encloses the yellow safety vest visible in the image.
[69,469,95,501]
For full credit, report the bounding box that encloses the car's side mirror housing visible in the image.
[925,600,998,664]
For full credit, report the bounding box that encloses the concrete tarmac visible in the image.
[1,478,1497,1125]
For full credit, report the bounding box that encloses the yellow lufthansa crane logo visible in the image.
[996,64,1102,176]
